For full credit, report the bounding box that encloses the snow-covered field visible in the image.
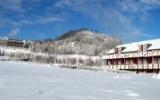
[0,61,160,100]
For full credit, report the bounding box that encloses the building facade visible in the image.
[0,37,24,48]
[102,39,160,73]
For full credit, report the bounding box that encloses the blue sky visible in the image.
[0,0,160,42]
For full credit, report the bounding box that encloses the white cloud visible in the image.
[8,28,20,38]
[55,0,141,38]
[0,0,23,12]
[140,0,160,6]
[0,0,159,41]
[9,16,65,27]
[0,16,6,27]
[0,0,49,12]
[117,0,160,13]
[21,16,65,25]
[54,0,160,41]
[140,33,155,38]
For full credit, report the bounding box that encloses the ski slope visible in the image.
[0,61,160,100]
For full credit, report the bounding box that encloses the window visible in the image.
[153,57,158,64]
[138,58,143,64]
[110,59,114,65]
[114,59,118,65]
[121,59,125,65]
[133,58,138,64]
[147,57,152,64]
[126,59,130,64]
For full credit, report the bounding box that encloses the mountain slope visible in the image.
[30,29,121,56]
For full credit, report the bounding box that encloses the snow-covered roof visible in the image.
[0,37,9,40]
[107,39,160,54]
[121,44,139,53]
[107,49,115,54]
[147,39,160,50]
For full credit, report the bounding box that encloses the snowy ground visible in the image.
[0,61,160,100]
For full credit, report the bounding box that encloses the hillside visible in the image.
[30,29,121,56]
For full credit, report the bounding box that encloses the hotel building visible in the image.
[102,39,160,73]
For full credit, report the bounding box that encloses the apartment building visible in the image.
[102,39,160,73]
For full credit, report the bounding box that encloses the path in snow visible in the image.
[0,61,160,100]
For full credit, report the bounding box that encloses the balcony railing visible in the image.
[103,50,160,59]
[105,64,160,70]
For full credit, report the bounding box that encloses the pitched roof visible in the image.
[107,39,160,54]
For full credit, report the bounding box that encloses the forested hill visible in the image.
[30,29,121,56]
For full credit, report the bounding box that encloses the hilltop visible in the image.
[30,29,121,56]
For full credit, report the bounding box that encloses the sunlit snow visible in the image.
[0,61,160,100]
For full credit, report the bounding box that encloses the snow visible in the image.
[122,44,139,53]
[107,39,160,53]
[107,49,115,54]
[0,46,32,55]
[153,74,160,79]
[0,61,160,100]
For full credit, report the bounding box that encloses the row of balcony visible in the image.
[102,51,160,59]
[104,64,160,70]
